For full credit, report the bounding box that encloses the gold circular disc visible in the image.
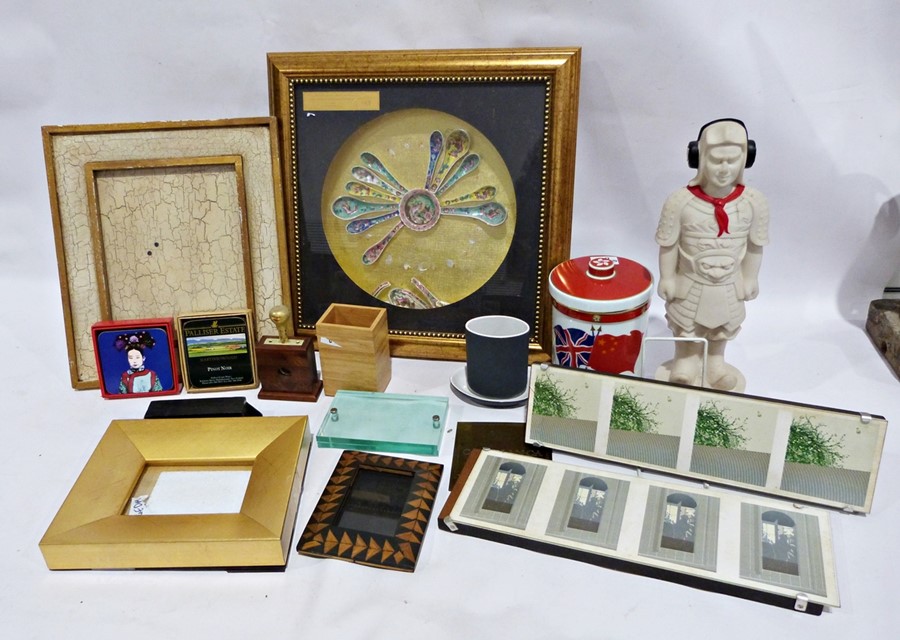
[321,108,516,308]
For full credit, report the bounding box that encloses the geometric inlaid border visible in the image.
[297,450,443,572]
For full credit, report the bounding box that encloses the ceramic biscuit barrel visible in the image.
[549,255,653,375]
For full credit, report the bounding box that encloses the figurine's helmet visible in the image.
[688,119,755,187]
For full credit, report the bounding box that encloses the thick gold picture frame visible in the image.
[43,118,290,389]
[267,48,580,361]
[40,416,311,570]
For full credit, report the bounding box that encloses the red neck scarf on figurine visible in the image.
[687,184,745,237]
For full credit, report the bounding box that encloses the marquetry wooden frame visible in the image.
[297,450,443,572]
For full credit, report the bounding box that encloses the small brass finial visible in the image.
[269,305,291,343]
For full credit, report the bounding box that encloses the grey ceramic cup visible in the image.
[464,315,530,398]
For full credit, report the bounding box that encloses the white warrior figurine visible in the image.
[655,119,769,391]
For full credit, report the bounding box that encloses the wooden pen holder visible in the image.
[315,303,391,396]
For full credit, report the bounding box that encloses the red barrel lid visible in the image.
[549,255,653,313]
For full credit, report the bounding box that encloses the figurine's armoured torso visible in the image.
[656,185,769,338]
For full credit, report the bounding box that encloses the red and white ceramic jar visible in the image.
[548,255,653,375]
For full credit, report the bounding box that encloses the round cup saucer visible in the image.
[449,366,529,408]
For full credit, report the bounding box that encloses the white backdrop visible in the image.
[1,1,898,638]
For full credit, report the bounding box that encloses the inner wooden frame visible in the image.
[84,155,256,320]
[267,48,580,361]
[40,416,310,570]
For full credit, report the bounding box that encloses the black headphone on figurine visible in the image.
[687,118,757,169]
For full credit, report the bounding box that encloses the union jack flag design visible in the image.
[553,325,594,368]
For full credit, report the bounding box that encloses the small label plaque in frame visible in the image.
[176,310,257,392]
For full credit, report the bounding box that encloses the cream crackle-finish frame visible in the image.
[43,118,289,389]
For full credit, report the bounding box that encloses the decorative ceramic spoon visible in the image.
[360,152,407,193]
[362,221,404,265]
[372,281,392,298]
[429,129,470,191]
[388,288,429,309]
[424,131,443,189]
[351,166,405,197]
[442,201,507,226]
[434,153,480,196]
[442,186,496,206]
[346,211,400,234]
[345,181,399,202]
[411,277,446,307]
[331,196,397,220]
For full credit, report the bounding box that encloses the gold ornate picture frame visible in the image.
[43,118,289,389]
[40,416,311,570]
[267,48,580,361]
